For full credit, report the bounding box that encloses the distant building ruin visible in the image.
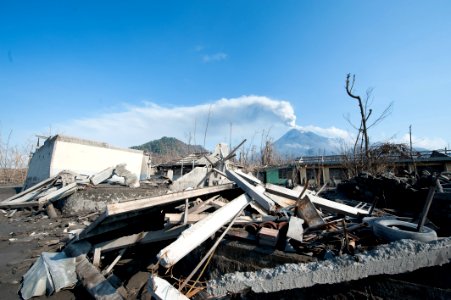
[24,135,150,189]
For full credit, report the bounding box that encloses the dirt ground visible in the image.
[0,185,89,299]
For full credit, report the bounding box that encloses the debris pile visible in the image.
[1,142,450,299]
[338,170,451,235]
[0,164,142,213]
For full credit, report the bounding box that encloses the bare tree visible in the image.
[345,73,393,173]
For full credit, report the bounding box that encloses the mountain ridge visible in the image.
[131,136,207,158]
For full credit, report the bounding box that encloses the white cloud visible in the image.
[55,95,296,150]
[399,134,447,150]
[202,52,228,63]
[56,95,447,154]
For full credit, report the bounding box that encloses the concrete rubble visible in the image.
[207,237,451,297]
[0,138,450,299]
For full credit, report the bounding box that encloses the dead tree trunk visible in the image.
[346,74,370,160]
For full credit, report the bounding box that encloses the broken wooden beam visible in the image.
[38,182,78,204]
[234,169,262,185]
[106,183,235,216]
[95,225,188,253]
[187,195,219,214]
[0,175,58,204]
[165,213,209,224]
[266,183,299,199]
[264,192,296,208]
[0,200,41,209]
[225,168,275,212]
[157,193,252,268]
[307,194,369,217]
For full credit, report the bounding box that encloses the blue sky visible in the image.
[1,1,450,151]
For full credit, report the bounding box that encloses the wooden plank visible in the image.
[166,213,209,224]
[80,216,148,240]
[157,194,252,268]
[1,175,58,203]
[188,195,220,214]
[307,194,369,217]
[93,247,101,267]
[249,201,269,216]
[106,183,235,216]
[96,225,188,253]
[225,169,275,212]
[211,199,226,208]
[5,189,44,204]
[46,203,58,218]
[235,169,262,185]
[264,192,296,208]
[266,183,299,199]
[0,201,40,209]
[183,199,188,225]
[265,183,314,200]
[38,182,78,204]
[102,248,126,276]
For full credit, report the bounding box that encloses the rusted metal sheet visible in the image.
[296,196,326,228]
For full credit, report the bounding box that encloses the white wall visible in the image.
[50,139,143,179]
[24,135,144,188]
[23,141,53,189]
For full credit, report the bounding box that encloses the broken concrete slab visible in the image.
[115,164,139,188]
[90,166,115,185]
[169,166,209,192]
[207,237,451,297]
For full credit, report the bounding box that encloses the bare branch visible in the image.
[367,101,394,129]
[343,113,360,130]
[345,74,360,100]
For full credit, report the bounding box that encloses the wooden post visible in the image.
[417,178,438,232]
[46,203,58,219]
[183,199,189,225]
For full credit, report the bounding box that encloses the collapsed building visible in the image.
[24,135,151,189]
[0,135,450,299]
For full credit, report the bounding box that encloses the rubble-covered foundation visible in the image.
[207,237,451,297]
